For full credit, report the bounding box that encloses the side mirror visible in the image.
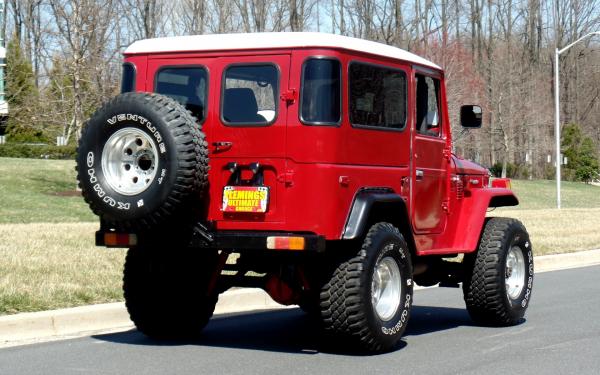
[460,105,482,128]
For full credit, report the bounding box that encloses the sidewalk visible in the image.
[1,249,599,348]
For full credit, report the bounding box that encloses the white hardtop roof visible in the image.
[125,32,441,70]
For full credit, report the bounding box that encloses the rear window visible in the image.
[222,65,278,126]
[349,63,407,130]
[121,63,135,93]
[301,59,341,125]
[155,67,208,122]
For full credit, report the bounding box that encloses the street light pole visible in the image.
[554,47,561,209]
[553,31,600,209]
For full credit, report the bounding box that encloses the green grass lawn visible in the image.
[491,179,600,254]
[0,156,598,315]
[0,223,124,314]
[0,157,96,223]
[506,179,600,210]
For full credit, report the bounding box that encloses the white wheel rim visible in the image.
[371,251,402,321]
[101,128,158,196]
[505,246,526,300]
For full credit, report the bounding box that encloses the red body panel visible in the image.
[416,188,517,255]
[123,45,518,254]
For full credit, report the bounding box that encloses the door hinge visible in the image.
[443,147,452,160]
[277,170,295,186]
[442,199,450,213]
[280,89,297,105]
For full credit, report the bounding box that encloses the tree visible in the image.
[4,36,42,142]
[49,0,118,143]
[562,123,600,183]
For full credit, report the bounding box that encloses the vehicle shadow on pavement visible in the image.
[406,305,474,336]
[92,305,474,355]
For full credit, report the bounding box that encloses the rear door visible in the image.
[207,55,291,225]
[148,55,290,226]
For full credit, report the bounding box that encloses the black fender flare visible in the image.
[342,188,409,240]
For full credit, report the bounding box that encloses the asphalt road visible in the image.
[1,265,599,375]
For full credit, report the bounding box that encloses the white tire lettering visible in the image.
[93,183,106,198]
[381,294,411,335]
[105,113,165,149]
[103,196,116,207]
[88,168,97,184]
[86,152,94,168]
[117,202,131,210]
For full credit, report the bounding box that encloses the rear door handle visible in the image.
[212,141,233,152]
[416,170,424,180]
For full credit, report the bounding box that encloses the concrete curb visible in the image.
[2,249,599,347]
[534,249,600,272]
[0,288,282,347]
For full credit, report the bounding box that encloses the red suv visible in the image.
[77,32,533,352]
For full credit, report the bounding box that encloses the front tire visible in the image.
[123,246,218,338]
[463,217,534,326]
[319,222,413,352]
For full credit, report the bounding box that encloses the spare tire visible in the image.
[76,92,208,230]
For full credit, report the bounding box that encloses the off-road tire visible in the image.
[320,222,413,352]
[463,217,534,326]
[76,92,208,230]
[123,246,218,338]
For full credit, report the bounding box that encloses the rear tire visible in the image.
[123,246,218,338]
[319,222,413,352]
[463,217,534,326]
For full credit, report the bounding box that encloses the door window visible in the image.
[415,75,441,137]
[155,67,208,122]
[222,65,278,126]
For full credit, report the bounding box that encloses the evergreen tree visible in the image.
[562,123,600,183]
[5,36,43,143]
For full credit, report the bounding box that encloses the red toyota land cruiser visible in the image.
[77,32,533,352]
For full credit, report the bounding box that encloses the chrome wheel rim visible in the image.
[505,246,526,300]
[371,251,402,321]
[101,128,158,196]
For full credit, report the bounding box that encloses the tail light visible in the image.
[266,236,305,250]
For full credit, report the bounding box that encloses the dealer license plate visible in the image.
[222,186,269,213]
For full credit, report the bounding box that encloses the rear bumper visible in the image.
[96,229,326,252]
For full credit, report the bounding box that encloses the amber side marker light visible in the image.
[491,178,512,189]
[104,233,137,247]
[266,236,305,250]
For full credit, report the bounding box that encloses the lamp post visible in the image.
[554,31,600,209]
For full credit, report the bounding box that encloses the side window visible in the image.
[415,74,441,137]
[155,67,208,122]
[349,63,407,130]
[121,63,135,93]
[301,59,341,125]
[222,65,278,126]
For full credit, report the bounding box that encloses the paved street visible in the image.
[1,265,599,375]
